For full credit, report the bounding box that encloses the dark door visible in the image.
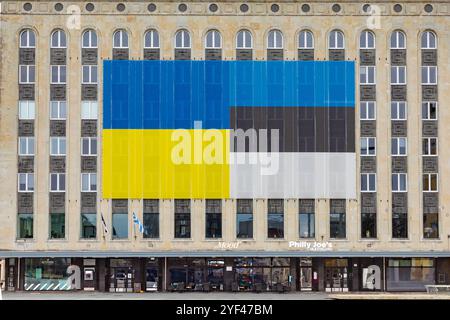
[112,267,134,292]
[325,267,349,292]
[145,267,159,291]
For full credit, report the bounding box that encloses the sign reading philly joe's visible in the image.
[103,61,356,199]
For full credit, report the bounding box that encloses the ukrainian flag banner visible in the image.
[103,61,356,199]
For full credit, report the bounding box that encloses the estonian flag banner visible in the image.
[103,60,355,199]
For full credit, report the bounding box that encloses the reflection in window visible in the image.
[112,212,128,239]
[18,213,33,239]
[81,213,96,239]
[50,212,65,239]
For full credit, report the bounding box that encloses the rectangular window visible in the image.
[391,137,407,156]
[267,199,284,239]
[421,66,437,85]
[81,101,98,120]
[423,174,438,192]
[361,173,376,192]
[422,138,438,156]
[112,212,128,239]
[82,65,98,84]
[391,101,407,120]
[205,199,222,239]
[81,213,97,239]
[359,66,376,84]
[143,199,159,239]
[421,102,437,120]
[423,212,439,239]
[18,173,34,192]
[390,66,406,84]
[299,199,315,238]
[392,212,408,239]
[174,199,191,238]
[81,173,97,192]
[81,137,97,156]
[18,137,35,155]
[50,212,65,239]
[361,212,376,239]
[392,173,407,192]
[360,137,376,156]
[330,200,346,239]
[236,199,253,239]
[51,65,66,84]
[50,137,66,156]
[18,213,33,239]
[360,101,376,120]
[19,65,35,84]
[50,173,65,192]
[50,101,67,120]
[19,101,36,119]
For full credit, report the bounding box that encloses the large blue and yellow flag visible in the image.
[103,61,356,199]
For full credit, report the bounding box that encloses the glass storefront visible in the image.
[24,258,72,291]
[386,258,435,291]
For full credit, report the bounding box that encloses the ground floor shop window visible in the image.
[24,258,72,291]
[50,212,65,239]
[386,258,435,291]
[207,259,225,291]
[168,258,206,291]
[18,213,33,239]
[81,213,96,239]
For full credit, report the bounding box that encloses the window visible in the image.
[205,199,222,239]
[421,102,437,120]
[423,174,438,192]
[360,137,376,156]
[422,138,438,156]
[390,30,406,49]
[51,29,66,48]
[81,213,96,239]
[19,65,35,84]
[143,200,159,239]
[113,29,128,48]
[423,212,438,239]
[18,137,35,155]
[50,101,67,120]
[82,29,97,48]
[360,101,376,120]
[421,31,436,49]
[81,101,98,119]
[20,29,36,48]
[391,101,407,120]
[330,200,346,239]
[361,173,376,192]
[19,101,35,120]
[82,65,98,84]
[18,173,34,192]
[267,29,283,49]
[392,173,407,192]
[18,213,33,239]
[81,137,97,156]
[205,30,221,49]
[175,29,191,48]
[50,173,65,192]
[298,30,314,49]
[391,66,406,84]
[144,29,160,48]
[361,211,376,239]
[392,212,408,239]
[50,137,66,156]
[174,199,191,238]
[328,30,344,49]
[421,66,437,85]
[391,137,407,156]
[112,212,128,239]
[360,66,376,84]
[267,199,284,239]
[359,30,375,49]
[236,29,252,49]
[236,199,253,239]
[299,200,315,238]
[81,173,97,192]
[50,212,65,239]
[51,65,66,84]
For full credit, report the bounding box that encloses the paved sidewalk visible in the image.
[330,292,450,300]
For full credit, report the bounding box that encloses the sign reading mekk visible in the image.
[103,60,355,199]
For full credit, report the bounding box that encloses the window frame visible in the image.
[360,101,376,120]
[19,100,36,120]
[298,30,314,49]
[205,29,222,49]
[18,136,35,156]
[421,101,438,120]
[236,29,253,49]
[50,65,67,84]
[421,31,437,49]
[421,66,437,85]
[359,30,375,49]
[390,101,407,120]
[82,65,98,84]
[51,29,67,48]
[81,101,98,120]
[360,66,376,84]
[81,173,97,192]
[19,65,35,84]
[113,29,129,49]
[49,173,66,192]
[390,30,406,49]
[328,30,345,49]
[391,137,408,156]
[18,173,34,192]
[422,137,438,156]
[361,173,377,192]
[390,66,407,85]
[82,29,98,48]
[392,173,408,192]
[81,137,98,156]
[174,29,191,49]
[360,137,376,156]
[20,29,36,48]
[144,29,160,49]
[423,173,438,192]
[50,137,66,156]
[267,29,283,49]
[49,101,67,120]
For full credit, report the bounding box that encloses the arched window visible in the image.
[298,30,314,49]
[51,29,66,48]
[328,30,344,49]
[205,30,222,49]
[267,29,283,49]
[113,29,129,48]
[144,29,160,48]
[390,30,406,49]
[421,31,436,49]
[236,29,252,49]
[174,29,191,49]
[360,30,375,49]
[82,29,97,48]
[20,29,36,48]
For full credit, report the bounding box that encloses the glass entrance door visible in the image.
[112,267,134,293]
[300,267,313,291]
[325,267,348,292]
[145,267,158,292]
